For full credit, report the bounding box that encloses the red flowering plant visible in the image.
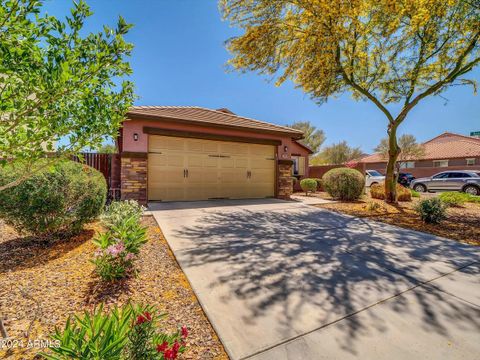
[124,304,188,360]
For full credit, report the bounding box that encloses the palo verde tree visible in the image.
[289,121,325,153]
[220,0,480,202]
[375,134,425,175]
[0,0,134,191]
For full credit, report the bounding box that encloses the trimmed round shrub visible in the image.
[322,168,365,201]
[415,198,447,224]
[300,178,318,195]
[370,182,412,202]
[0,160,106,237]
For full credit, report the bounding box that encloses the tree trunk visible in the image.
[385,123,400,203]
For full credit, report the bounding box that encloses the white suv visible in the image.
[365,170,385,187]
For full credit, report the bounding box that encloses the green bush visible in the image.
[411,189,420,198]
[415,198,447,224]
[322,168,365,201]
[94,201,147,282]
[42,304,187,360]
[438,192,480,206]
[438,192,468,207]
[101,200,145,230]
[370,183,412,201]
[0,161,106,237]
[300,178,317,195]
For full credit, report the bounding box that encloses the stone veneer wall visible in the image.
[277,159,293,200]
[121,154,147,205]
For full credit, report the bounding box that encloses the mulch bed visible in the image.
[311,192,480,246]
[0,217,228,360]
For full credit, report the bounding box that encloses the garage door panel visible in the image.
[148,135,275,201]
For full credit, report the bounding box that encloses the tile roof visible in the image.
[127,106,304,138]
[361,132,480,163]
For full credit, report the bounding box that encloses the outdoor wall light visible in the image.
[133,133,139,141]
[284,145,288,152]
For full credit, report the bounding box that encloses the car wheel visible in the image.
[370,182,378,187]
[413,184,427,193]
[463,185,480,196]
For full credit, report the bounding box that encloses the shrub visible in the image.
[438,192,480,206]
[0,160,106,237]
[411,189,420,198]
[314,178,322,190]
[42,304,187,360]
[322,168,365,201]
[125,305,187,360]
[300,178,317,195]
[92,217,147,281]
[365,201,384,212]
[102,200,145,230]
[43,304,133,360]
[370,183,412,202]
[415,198,447,224]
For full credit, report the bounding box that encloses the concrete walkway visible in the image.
[149,199,480,360]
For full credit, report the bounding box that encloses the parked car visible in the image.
[365,170,385,187]
[410,170,480,195]
[398,172,415,186]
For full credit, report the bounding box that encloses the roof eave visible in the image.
[125,112,304,138]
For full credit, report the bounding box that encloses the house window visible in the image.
[400,161,415,169]
[466,158,476,166]
[433,160,449,168]
[291,156,306,176]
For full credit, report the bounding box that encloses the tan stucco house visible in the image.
[116,106,312,204]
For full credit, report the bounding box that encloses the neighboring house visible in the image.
[361,132,480,178]
[116,106,312,204]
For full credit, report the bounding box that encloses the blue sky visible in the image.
[45,0,480,153]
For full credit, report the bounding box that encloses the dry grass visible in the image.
[313,192,480,246]
[0,217,228,360]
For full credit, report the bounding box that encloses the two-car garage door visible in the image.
[148,135,276,201]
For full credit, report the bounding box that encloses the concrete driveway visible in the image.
[150,199,480,360]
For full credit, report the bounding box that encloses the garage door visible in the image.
[148,135,276,201]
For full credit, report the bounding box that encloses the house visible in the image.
[361,132,480,178]
[116,106,312,204]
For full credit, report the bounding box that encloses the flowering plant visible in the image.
[124,305,188,360]
[92,208,147,282]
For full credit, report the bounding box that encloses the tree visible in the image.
[0,0,134,191]
[311,141,363,165]
[220,0,480,202]
[289,121,325,153]
[95,143,117,154]
[374,134,425,175]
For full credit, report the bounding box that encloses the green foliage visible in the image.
[42,304,187,360]
[42,304,133,360]
[102,200,145,230]
[96,143,118,154]
[300,178,317,195]
[415,198,447,224]
[370,183,412,202]
[439,192,468,207]
[93,201,147,282]
[124,305,186,360]
[221,0,479,203]
[439,192,480,207]
[322,168,365,201]
[288,121,325,153]
[374,135,425,169]
[0,0,134,191]
[411,189,420,198]
[0,160,106,237]
[310,141,363,165]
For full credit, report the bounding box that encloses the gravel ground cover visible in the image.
[0,217,228,360]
